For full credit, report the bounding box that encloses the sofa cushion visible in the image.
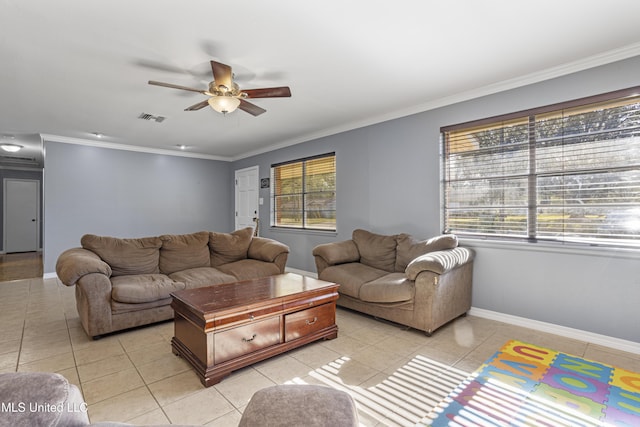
[169,267,237,288]
[111,274,186,303]
[209,227,254,267]
[358,272,415,303]
[216,259,281,281]
[111,297,173,315]
[319,262,388,298]
[395,234,458,271]
[352,229,398,272]
[81,234,161,277]
[159,231,210,275]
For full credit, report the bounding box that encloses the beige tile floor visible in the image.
[1,277,639,426]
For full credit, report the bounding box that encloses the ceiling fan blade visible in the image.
[243,87,292,98]
[211,61,232,89]
[238,99,267,116]
[184,99,210,111]
[148,80,204,93]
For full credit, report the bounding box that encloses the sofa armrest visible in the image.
[405,247,474,280]
[56,248,112,286]
[248,237,290,274]
[248,237,290,262]
[312,240,360,275]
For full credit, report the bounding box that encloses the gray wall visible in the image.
[43,141,233,272]
[232,55,640,342]
[40,56,640,342]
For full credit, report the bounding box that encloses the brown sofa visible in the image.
[56,228,289,338]
[312,229,474,335]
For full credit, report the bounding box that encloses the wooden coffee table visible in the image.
[170,273,339,386]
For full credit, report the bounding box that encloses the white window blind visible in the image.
[271,153,336,231]
[442,86,640,247]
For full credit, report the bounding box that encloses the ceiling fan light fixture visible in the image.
[208,96,241,114]
[149,60,290,116]
[0,143,23,153]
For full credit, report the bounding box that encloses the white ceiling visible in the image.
[2,1,640,161]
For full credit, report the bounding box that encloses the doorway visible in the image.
[4,178,40,252]
[2,178,42,280]
[0,133,45,281]
[235,166,260,234]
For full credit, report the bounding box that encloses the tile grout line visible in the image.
[58,277,86,404]
[14,281,29,373]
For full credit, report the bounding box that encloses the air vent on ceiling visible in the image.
[0,155,37,164]
[138,113,166,123]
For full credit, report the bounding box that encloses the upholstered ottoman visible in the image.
[0,372,89,427]
[239,385,359,427]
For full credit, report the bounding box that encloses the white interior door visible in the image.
[4,179,40,253]
[235,166,259,233]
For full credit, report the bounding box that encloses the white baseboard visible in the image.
[43,272,57,279]
[469,307,640,354]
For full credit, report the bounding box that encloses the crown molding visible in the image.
[232,42,640,161]
[40,134,233,162]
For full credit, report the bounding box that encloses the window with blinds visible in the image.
[271,153,336,231]
[441,86,640,247]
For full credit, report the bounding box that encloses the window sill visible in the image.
[269,227,338,237]
[459,237,640,260]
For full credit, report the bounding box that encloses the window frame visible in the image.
[270,152,336,232]
[441,85,640,248]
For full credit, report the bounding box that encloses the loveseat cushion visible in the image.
[216,259,281,281]
[159,231,210,275]
[395,234,458,272]
[319,262,388,298]
[352,229,398,272]
[209,227,254,266]
[169,267,237,288]
[111,274,186,303]
[81,234,162,276]
[358,272,415,303]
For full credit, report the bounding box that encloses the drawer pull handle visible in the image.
[249,314,255,320]
[242,334,257,342]
[306,317,318,326]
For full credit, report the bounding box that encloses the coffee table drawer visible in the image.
[285,303,335,342]
[214,317,280,364]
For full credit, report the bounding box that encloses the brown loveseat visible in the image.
[56,228,289,338]
[312,229,474,335]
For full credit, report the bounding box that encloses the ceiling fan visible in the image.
[148,60,291,116]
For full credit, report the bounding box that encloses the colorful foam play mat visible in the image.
[420,340,640,426]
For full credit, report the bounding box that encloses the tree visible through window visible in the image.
[271,153,336,230]
[441,87,640,247]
